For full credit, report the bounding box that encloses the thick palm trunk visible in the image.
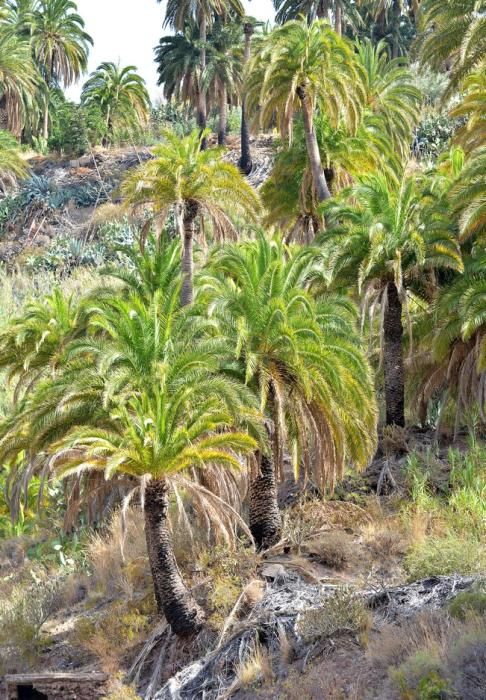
[218,83,227,146]
[334,1,343,36]
[249,450,282,551]
[297,86,331,203]
[181,200,198,307]
[239,23,253,175]
[198,12,208,150]
[144,479,205,638]
[383,281,405,427]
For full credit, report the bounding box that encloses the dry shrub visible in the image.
[92,202,125,227]
[103,677,140,699]
[381,425,409,456]
[283,499,323,554]
[368,610,486,700]
[73,601,150,673]
[306,532,350,570]
[296,587,371,645]
[86,507,149,598]
[363,519,409,560]
[233,643,273,691]
[368,610,450,673]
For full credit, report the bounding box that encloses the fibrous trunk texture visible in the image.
[180,200,199,307]
[249,451,282,550]
[144,479,205,638]
[383,281,405,427]
[239,24,253,175]
[297,86,332,203]
[218,83,227,146]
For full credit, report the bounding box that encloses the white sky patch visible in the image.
[66,0,275,102]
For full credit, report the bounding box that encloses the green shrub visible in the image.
[390,651,450,700]
[296,587,370,643]
[448,589,486,620]
[404,535,486,580]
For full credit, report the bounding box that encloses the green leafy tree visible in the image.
[121,129,260,306]
[201,235,377,548]
[81,62,150,145]
[321,172,463,427]
[246,18,366,203]
[30,0,93,139]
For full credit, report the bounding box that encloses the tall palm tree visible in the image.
[0,288,261,638]
[450,147,486,244]
[81,62,150,144]
[321,172,463,427]
[30,0,93,139]
[154,20,201,110]
[238,17,259,174]
[273,0,362,35]
[121,129,261,306]
[246,18,366,203]
[203,20,243,146]
[0,27,38,135]
[202,236,377,548]
[418,0,486,92]
[450,72,486,156]
[0,129,28,188]
[163,0,245,148]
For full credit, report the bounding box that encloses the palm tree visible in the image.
[238,17,259,174]
[163,0,245,148]
[0,287,261,638]
[81,62,150,144]
[0,129,28,188]
[121,129,261,306]
[418,0,486,92]
[202,236,377,548]
[30,0,93,139]
[450,147,486,244]
[246,18,365,203]
[450,72,486,156]
[356,38,421,162]
[0,27,38,136]
[321,172,463,427]
[203,20,243,146]
[273,0,363,35]
[154,20,201,110]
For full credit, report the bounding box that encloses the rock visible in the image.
[152,575,477,700]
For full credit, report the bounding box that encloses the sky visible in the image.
[66,0,276,102]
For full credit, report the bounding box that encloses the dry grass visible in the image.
[232,644,274,692]
[85,507,150,599]
[296,587,371,645]
[305,532,351,570]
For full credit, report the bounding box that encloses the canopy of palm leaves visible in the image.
[0,128,28,187]
[30,0,92,86]
[450,72,486,155]
[450,147,486,244]
[0,26,38,134]
[246,18,366,141]
[163,0,244,31]
[121,129,260,240]
[321,171,463,297]
[418,0,486,92]
[81,62,150,138]
[201,235,377,491]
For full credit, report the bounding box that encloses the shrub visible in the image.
[448,589,486,620]
[296,587,370,644]
[0,573,65,672]
[390,651,449,699]
[446,622,486,700]
[404,535,486,580]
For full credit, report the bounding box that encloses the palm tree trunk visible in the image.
[334,0,343,36]
[249,419,282,551]
[144,479,205,638]
[198,12,208,150]
[383,281,405,427]
[218,83,227,146]
[43,103,49,140]
[297,85,331,203]
[239,23,253,175]
[181,200,199,307]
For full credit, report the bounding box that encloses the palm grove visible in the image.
[0,0,485,640]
